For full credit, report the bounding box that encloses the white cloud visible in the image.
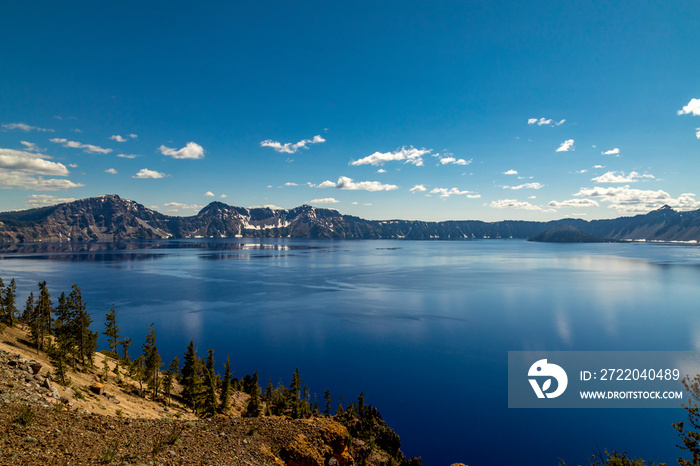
[502,182,544,190]
[439,157,471,166]
[488,199,551,211]
[601,148,620,156]
[576,169,588,174]
[0,148,69,175]
[220,194,228,199]
[0,170,83,191]
[591,171,654,183]
[50,138,112,154]
[696,128,700,139]
[377,168,387,173]
[133,168,168,179]
[159,142,204,159]
[316,176,398,191]
[556,139,575,152]
[25,194,77,207]
[548,198,599,208]
[593,165,604,169]
[110,134,137,142]
[528,118,565,126]
[117,153,140,159]
[164,202,203,211]
[350,146,430,166]
[2,122,54,132]
[284,182,299,186]
[429,187,480,199]
[409,184,427,193]
[503,169,518,175]
[205,191,215,197]
[69,163,78,168]
[574,186,700,212]
[678,98,700,116]
[20,141,45,152]
[105,168,118,174]
[260,135,325,154]
[310,198,340,204]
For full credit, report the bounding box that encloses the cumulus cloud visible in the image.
[0,170,83,191]
[117,153,140,159]
[601,148,620,156]
[50,138,112,154]
[439,157,471,166]
[502,182,544,190]
[159,142,204,159]
[528,118,566,126]
[678,98,700,116]
[350,146,430,167]
[593,165,604,169]
[310,198,340,204]
[503,169,518,175]
[409,184,427,193]
[316,176,398,191]
[205,191,215,197]
[260,135,325,154]
[377,168,387,173]
[574,186,700,212]
[0,148,69,175]
[591,171,654,183]
[133,168,168,179]
[283,182,298,187]
[696,128,700,139]
[220,194,228,199]
[20,141,45,152]
[25,194,77,207]
[105,168,117,174]
[429,187,481,199]
[2,122,54,132]
[110,134,137,142]
[556,139,575,152]
[488,199,551,211]
[548,198,599,208]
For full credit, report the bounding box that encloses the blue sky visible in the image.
[1,1,699,221]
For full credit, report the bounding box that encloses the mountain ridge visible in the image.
[1,194,699,243]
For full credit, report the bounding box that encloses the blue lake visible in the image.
[1,238,700,465]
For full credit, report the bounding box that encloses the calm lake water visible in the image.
[2,238,700,465]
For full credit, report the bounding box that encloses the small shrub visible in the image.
[152,424,185,454]
[115,409,123,417]
[15,406,34,426]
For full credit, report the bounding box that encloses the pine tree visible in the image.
[103,304,120,354]
[181,340,203,412]
[243,372,262,417]
[202,349,218,417]
[324,389,332,416]
[119,337,133,362]
[31,281,53,352]
[129,355,147,396]
[219,356,232,414]
[67,284,92,365]
[142,323,162,399]
[50,292,75,383]
[288,368,302,419]
[2,278,17,327]
[162,356,179,406]
[21,292,34,324]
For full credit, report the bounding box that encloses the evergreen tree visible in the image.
[50,292,75,382]
[142,323,162,398]
[67,284,93,365]
[324,389,332,416]
[31,281,53,352]
[103,304,120,353]
[243,372,262,417]
[219,356,232,414]
[162,356,179,406]
[119,337,133,361]
[336,395,344,416]
[288,368,302,419]
[21,292,34,324]
[202,348,218,417]
[2,278,17,327]
[0,277,4,321]
[181,340,203,413]
[129,355,147,396]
